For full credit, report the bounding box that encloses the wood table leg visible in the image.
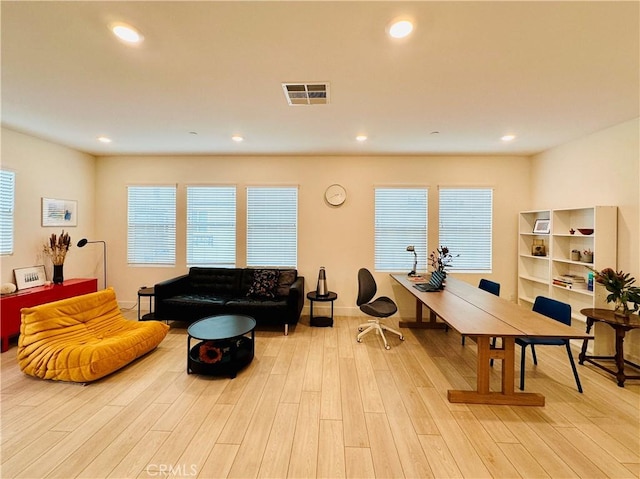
[399,299,446,329]
[448,335,545,406]
[614,326,626,387]
[476,336,491,394]
[579,318,594,364]
[501,337,515,395]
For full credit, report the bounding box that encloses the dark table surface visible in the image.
[188,314,256,341]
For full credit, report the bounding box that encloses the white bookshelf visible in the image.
[518,206,617,323]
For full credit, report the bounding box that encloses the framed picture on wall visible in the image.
[42,197,77,227]
[533,218,551,234]
[14,265,47,290]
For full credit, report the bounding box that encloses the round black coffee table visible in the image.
[187,314,256,378]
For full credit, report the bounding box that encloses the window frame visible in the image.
[127,185,177,266]
[0,170,16,256]
[246,186,298,268]
[374,186,428,273]
[438,187,493,273]
[186,185,237,268]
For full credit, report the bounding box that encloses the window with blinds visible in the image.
[246,187,298,268]
[439,187,493,272]
[0,170,16,255]
[127,185,176,265]
[186,186,236,267]
[375,187,428,272]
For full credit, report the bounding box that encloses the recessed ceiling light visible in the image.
[110,23,143,44]
[388,19,414,39]
[501,134,516,142]
[97,136,112,143]
[356,135,368,142]
[231,135,244,143]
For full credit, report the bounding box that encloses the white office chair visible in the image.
[356,268,404,350]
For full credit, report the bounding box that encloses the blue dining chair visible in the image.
[517,296,583,393]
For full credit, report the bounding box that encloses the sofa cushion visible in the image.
[165,294,228,306]
[276,269,297,296]
[247,269,279,299]
[188,267,242,295]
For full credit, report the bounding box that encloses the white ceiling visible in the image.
[2,1,638,157]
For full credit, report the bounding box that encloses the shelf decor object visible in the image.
[533,218,551,234]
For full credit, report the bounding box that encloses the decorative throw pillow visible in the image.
[247,269,279,299]
[276,269,297,296]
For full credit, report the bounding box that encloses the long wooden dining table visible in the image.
[391,274,593,406]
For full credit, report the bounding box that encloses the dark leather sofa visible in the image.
[153,267,305,335]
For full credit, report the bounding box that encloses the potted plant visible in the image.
[429,246,458,273]
[43,230,71,284]
[588,267,640,317]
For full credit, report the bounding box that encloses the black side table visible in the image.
[138,287,155,321]
[307,291,337,327]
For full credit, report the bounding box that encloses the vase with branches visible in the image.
[43,230,71,284]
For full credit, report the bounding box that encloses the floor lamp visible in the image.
[77,238,107,289]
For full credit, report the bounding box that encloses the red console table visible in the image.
[0,278,98,352]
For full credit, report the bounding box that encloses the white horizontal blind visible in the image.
[439,188,493,272]
[375,188,428,272]
[0,170,16,255]
[187,186,236,267]
[127,186,176,265]
[247,187,298,268]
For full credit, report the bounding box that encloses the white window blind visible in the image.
[375,188,428,272]
[439,188,493,272]
[247,187,298,268]
[127,186,176,265]
[0,170,16,255]
[187,186,236,267]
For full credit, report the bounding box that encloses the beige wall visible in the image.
[531,117,640,361]
[4,119,636,323]
[0,128,98,286]
[95,154,531,317]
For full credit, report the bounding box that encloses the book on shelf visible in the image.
[553,274,587,289]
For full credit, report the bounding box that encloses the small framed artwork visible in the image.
[42,197,77,227]
[14,265,47,290]
[533,218,551,234]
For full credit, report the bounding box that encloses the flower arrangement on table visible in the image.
[429,246,458,273]
[43,230,71,266]
[588,267,640,317]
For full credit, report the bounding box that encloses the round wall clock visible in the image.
[325,184,347,206]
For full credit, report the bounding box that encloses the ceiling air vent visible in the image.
[282,83,329,106]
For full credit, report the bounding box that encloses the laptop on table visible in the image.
[413,270,446,292]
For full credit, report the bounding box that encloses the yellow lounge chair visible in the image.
[18,287,169,382]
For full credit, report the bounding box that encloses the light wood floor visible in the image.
[1,312,639,479]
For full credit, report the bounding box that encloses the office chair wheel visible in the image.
[400,336,405,340]
[358,327,364,332]
[385,345,391,350]
[357,338,362,343]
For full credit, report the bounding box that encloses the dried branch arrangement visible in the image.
[43,230,71,265]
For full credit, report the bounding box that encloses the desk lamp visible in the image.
[406,245,417,276]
